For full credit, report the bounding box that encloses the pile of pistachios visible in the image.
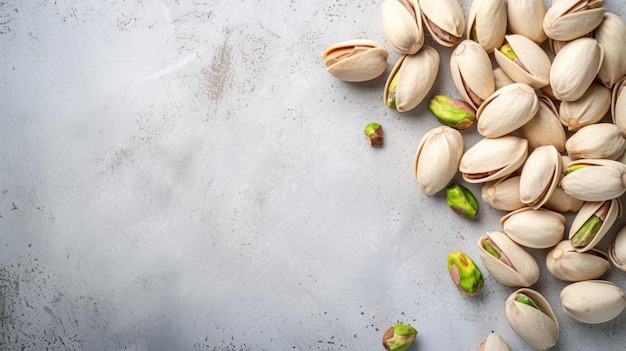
[323,0,626,349]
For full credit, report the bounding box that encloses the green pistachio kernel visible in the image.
[515,293,542,312]
[471,26,478,42]
[482,239,501,259]
[428,95,476,130]
[564,164,587,175]
[382,323,418,351]
[387,74,399,109]
[571,215,603,248]
[500,44,517,61]
[447,250,484,296]
[364,122,383,147]
[446,184,479,219]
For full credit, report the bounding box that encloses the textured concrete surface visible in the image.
[1,0,626,350]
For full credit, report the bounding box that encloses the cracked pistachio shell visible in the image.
[520,96,566,152]
[450,40,495,109]
[550,37,604,101]
[494,34,551,88]
[612,76,626,132]
[419,0,465,47]
[478,331,511,351]
[566,123,626,160]
[568,198,621,252]
[501,207,565,249]
[476,83,539,138]
[413,126,463,195]
[322,40,389,82]
[519,145,562,209]
[505,288,559,350]
[609,226,626,272]
[543,186,584,213]
[543,0,606,41]
[492,68,514,90]
[547,240,610,282]
[595,13,626,88]
[460,135,528,183]
[381,0,424,55]
[481,174,525,211]
[477,231,540,287]
[559,82,612,132]
[561,280,626,324]
[384,47,440,112]
[467,0,507,53]
[561,159,626,201]
[506,0,547,44]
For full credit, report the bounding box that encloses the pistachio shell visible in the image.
[519,145,562,209]
[381,0,424,55]
[419,0,465,47]
[506,0,547,43]
[450,40,495,109]
[505,288,559,350]
[467,0,507,53]
[547,240,610,281]
[612,76,626,133]
[460,135,528,183]
[550,37,604,101]
[594,12,626,88]
[569,198,621,252]
[494,34,551,88]
[561,280,626,324]
[609,225,626,271]
[323,40,389,82]
[413,126,463,195]
[520,96,566,152]
[559,82,612,131]
[543,0,606,41]
[566,123,626,160]
[477,231,540,287]
[492,68,514,90]
[476,83,539,138]
[560,159,626,201]
[543,186,585,213]
[548,37,569,55]
[481,174,525,211]
[478,331,511,351]
[501,207,565,249]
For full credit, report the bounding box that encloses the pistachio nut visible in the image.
[322,39,389,82]
[612,76,626,133]
[475,83,538,138]
[543,0,605,41]
[481,173,525,211]
[595,13,626,88]
[560,159,626,201]
[364,122,384,147]
[566,123,626,160]
[548,37,570,55]
[384,46,440,112]
[543,185,585,213]
[505,288,559,350]
[478,331,511,351]
[560,280,626,324]
[494,34,551,89]
[450,40,496,109]
[492,67,514,90]
[419,0,465,47]
[447,250,484,296]
[519,145,562,209]
[477,231,540,287]
[381,0,424,55]
[382,323,418,351]
[519,96,566,152]
[413,126,463,195]
[549,37,604,101]
[506,0,547,44]
[446,183,479,219]
[467,0,507,53]
[559,82,612,131]
[569,198,621,252]
[460,135,528,183]
[428,95,476,130]
[547,240,610,282]
[501,207,565,249]
[609,225,626,272]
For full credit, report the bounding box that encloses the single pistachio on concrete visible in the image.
[494,35,551,88]
[609,225,626,272]
[543,0,605,41]
[476,83,539,138]
[612,76,626,133]
[446,183,478,219]
[381,0,424,55]
[595,13,626,88]
[447,250,484,296]
[414,126,464,195]
[481,173,525,211]
[382,323,418,351]
[520,96,566,152]
[559,82,612,131]
[547,240,610,282]
[550,37,604,101]
[460,135,528,183]
[560,280,626,324]
[560,159,626,201]
[428,95,476,129]
[467,0,507,53]
[478,331,511,351]
[506,0,547,44]
[566,123,626,160]
[384,46,440,112]
[419,0,465,47]
[543,185,585,213]
[322,39,389,82]
[364,123,384,147]
[492,67,514,90]
[450,40,495,109]
[569,199,621,252]
[501,207,565,249]
[505,288,559,350]
[519,145,562,209]
[477,231,540,287]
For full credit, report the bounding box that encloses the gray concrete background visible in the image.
[1,0,625,350]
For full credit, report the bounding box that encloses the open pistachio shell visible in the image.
[467,0,507,53]
[519,145,562,209]
[419,0,465,47]
[559,82,612,132]
[560,159,626,201]
[494,34,551,88]
[609,226,626,272]
[450,40,495,109]
[322,40,389,82]
[477,231,540,287]
[612,76,626,133]
[478,331,511,351]
[481,174,525,211]
[543,0,605,41]
[501,207,565,249]
[520,96,566,152]
[550,37,604,102]
[381,0,424,55]
[476,83,538,138]
[566,123,626,160]
[595,12,626,88]
[460,135,528,183]
[506,0,547,44]
[561,280,626,324]
[505,288,559,350]
[569,198,621,252]
[414,126,463,195]
[547,240,610,281]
